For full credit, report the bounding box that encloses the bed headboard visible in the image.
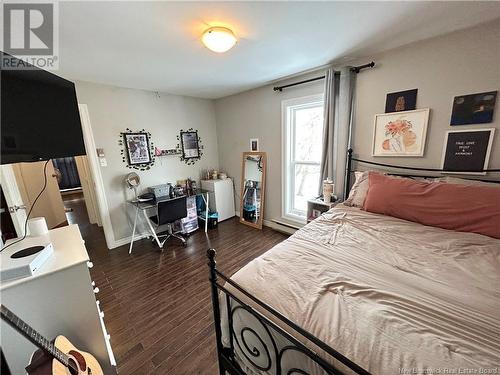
[344,148,500,199]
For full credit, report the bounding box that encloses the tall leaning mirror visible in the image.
[240,152,266,229]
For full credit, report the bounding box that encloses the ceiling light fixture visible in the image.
[201,26,237,53]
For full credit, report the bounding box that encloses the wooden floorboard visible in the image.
[72,198,288,375]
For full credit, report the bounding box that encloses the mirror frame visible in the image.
[239,151,266,229]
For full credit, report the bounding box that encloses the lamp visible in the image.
[201,26,237,53]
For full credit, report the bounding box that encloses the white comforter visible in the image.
[222,205,500,374]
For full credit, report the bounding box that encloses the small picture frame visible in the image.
[250,138,259,152]
[372,108,430,157]
[180,131,200,159]
[450,91,497,125]
[385,89,418,113]
[441,128,495,175]
[124,133,151,165]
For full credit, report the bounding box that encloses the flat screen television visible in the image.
[1,53,85,164]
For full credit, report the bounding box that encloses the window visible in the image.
[282,95,324,222]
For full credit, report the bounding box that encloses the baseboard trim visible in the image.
[236,210,301,235]
[111,233,148,249]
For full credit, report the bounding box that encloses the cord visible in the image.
[0,160,50,253]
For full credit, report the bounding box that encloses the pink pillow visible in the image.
[363,172,500,239]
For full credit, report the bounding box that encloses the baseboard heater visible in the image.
[267,219,303,234]
[235,211,301,234]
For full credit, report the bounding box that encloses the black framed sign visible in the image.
[124,132,152,165]
[441,128,495,174]
[180,130,200,159]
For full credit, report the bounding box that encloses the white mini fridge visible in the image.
[201,179,235,222]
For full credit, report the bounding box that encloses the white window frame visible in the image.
[281,94,324,223]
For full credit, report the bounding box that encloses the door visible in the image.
[75,155,101,226]
[12,161,67,229]
[0,165,28,237]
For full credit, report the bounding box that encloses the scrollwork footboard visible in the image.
[207,249,371,375]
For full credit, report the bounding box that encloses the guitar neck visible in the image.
[0,305,69,367]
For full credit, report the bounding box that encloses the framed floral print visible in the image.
[372,108,430,157]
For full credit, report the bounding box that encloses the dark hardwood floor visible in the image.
[69,199,288,374]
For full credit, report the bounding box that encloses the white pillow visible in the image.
[344,171,371,207]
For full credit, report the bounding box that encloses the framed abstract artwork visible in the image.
[441,128,495,175]
[372,108,430,157]
[450,91,497,125]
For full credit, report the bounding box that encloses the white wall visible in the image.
[215,20,500,223]
[75,81,218,246]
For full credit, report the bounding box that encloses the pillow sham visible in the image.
[344,170,437,208]
[363,172,500,239]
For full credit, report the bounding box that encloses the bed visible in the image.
[207,152,500,375]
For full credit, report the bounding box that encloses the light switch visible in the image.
[96,148,107,167]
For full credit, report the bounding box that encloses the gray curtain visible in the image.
[318,67,356,200]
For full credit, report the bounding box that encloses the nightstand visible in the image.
[307,198,338,223]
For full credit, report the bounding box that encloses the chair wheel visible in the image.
[182,241,187,247]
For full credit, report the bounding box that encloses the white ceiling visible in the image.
[58,1,500,99]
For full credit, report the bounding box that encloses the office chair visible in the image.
[149,196,187,248]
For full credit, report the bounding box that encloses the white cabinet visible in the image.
[201,179,235,222]
[0,225,116,374]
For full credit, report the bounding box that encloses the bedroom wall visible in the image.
[75,81,219,247]
[214,19,500,224]
[350,19,500,170]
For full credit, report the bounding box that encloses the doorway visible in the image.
[9,154,101,235]
[52,156,101,232]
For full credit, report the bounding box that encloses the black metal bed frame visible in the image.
[207,249,371,375]
[208,148,499,375]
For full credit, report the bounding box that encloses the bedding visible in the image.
[221,205,500,374]
[364,172,500,238]
[344,170,371,207]
[344,170,500,210]
[438,176,500,188]
[344,171,432,208]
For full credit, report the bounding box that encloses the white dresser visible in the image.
[201,179,235,222]
[0,225,116,374]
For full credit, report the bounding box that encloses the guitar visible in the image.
[0,305,103,375]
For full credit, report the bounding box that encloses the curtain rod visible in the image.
[273,61,375,92]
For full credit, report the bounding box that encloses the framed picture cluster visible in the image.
[372,88,497,174]
[443,90,497,174]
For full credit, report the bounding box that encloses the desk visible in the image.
[128,193,209,253]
